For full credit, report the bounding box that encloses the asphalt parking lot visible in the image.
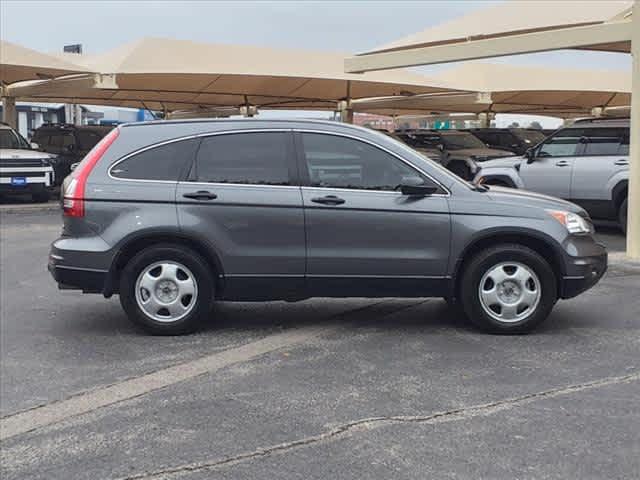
[1,209,639,480]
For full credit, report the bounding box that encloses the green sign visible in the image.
[434,120,450,130]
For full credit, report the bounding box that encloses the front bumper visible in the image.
[560,247,608,299]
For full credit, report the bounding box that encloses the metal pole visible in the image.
[1,96,17,128]
[627,0,640,258]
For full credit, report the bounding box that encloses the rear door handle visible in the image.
[311,195,345,205]
[614,159,629,166]
[555,160,571,167]
[183,190,218,201]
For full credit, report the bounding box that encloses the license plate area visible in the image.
[11,177,27,186]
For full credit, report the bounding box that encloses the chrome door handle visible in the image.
[311,195,346,205]
[614,159,629,166]
[555,160,570,167]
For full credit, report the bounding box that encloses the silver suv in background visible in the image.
[49,119,606,335]
[475,118,629,232]
[0,122,55,202]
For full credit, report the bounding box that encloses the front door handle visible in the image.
[183,190,218,201]
[555,160,571,167]
[614,159,629,166]
[311,195,345,205]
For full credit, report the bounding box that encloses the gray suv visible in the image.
[475,118,629,232]
[49,119,607,335]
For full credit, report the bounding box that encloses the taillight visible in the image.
[63,128,120,217]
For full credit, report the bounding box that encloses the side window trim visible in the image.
[293,130,447,195]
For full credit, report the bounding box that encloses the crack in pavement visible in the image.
[119,371,640,480]
[0,299,422,441]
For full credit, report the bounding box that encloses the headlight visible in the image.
[547,210,592,234]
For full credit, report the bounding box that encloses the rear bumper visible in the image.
[48,262,108,293]
[48,236,113,294]
[560,248,608,299]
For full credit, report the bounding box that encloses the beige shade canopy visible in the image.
[0,40,88,85]
[9,37,460,111]
[361,1,632,56]
[353,62,631,117]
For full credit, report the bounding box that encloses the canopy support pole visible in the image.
[1,96,17,129]
[627,1,640,259]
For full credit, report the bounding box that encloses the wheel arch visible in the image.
[451,229,565,300]
[104,230,225,297]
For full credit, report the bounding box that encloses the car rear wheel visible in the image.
[460,244,557,333]
[618,198,628,234]
[119,244,215,335]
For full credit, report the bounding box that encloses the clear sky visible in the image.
[1,0,631,127]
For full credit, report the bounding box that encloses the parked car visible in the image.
[0,122,55,202]
[49,119,606,335]
[393,129,515,180]
[474,117,629,232]
[32,124,113,184]
[467,128,548,155]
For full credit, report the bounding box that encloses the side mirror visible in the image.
[30,142,40,150]
[399,184,438,196]
[525,148,536,164]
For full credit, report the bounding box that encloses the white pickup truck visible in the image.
[0,123,56,202]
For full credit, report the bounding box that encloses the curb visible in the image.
[0,203,60,215]
[608,252,640,274]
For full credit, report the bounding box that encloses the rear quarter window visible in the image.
[110,138,199,181]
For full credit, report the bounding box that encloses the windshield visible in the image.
[441,132,486,150]
[512,129,546,146]
[0,129,30,150]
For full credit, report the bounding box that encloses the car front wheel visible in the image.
[460,244,557,333]
[618,198,628,234]
[119,244,215,335]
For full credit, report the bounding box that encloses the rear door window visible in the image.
[111,138,199,181]
[193,132,292,185]
[582,128,626,156]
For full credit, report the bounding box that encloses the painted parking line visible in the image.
[0,299,424,441]
[0,326,328,441]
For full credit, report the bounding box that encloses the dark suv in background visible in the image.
[468,128,548,155]
[49,119,606,336]
[393,129,515,180]
[32,124,113,184]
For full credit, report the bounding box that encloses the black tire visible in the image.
[618,198,628,234]
[32,190,50,203]
[119,244,215,335]
[459,244,557,334]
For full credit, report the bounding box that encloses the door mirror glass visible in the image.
[399,184,438,196]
